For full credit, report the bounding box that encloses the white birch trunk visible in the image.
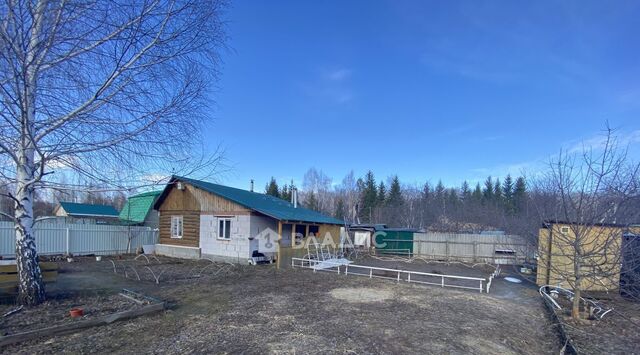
[15,1,46,305]
[15,145,45,305]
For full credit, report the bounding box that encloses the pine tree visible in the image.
[435,180,446,201]
[503,174,514,214]
[334,198,346,220]
[513,176,527,214]
[482,176,494,204]
[387,176,404,206]
[377,181,387,205]
[493,178,502,205]
[421,182,431,202]
[472,183,483,203]
[280,180,295,202]
[265,177,280,198]
[420,182,434,227]
[281,184,290,202]
[461,181,471,202]
[386,175,404,227]
[434,180,446,217]
[446,188,459,210]
[359,171,378,222]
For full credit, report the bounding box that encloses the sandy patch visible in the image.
[329,287,393,303]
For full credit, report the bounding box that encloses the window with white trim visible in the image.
[218,218,232,240]
[171,216,183,238]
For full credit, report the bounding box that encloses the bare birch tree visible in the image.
[534,127,640,319]
[0,0,226,305]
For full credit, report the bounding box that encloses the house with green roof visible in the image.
[54,201,120,224]
[119,190,162,227]
[153,176,344,263]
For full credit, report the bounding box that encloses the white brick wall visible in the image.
[198,214,280,262]
[200,214,251,259]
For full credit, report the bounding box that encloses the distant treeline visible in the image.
[263,168,533,233]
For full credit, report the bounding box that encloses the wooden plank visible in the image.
[0,274,17,283]
[0,271,57,284]
[39,262,59,271]
[0,302,165,348]
[0,265,16,273]
[0,262,58,274]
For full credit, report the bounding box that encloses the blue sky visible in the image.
[208,0,640,190]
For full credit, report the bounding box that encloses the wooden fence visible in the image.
[412,232,534,265]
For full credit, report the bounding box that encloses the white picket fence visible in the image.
[0,221,158,257]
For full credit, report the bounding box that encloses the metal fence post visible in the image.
[473,241,477,263]
[65,228,70,256]
[445,240,449,261]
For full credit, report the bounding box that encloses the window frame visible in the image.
[217,217,232,240]
[171,215,183,239]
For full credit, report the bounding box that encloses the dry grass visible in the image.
[3,257,561,354]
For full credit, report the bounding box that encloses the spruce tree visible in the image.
[472,183,483,203]
[446,188,459,210]
[421,182,431,201]
[377,181,387,205]
[420,182,433,227]
[482,176,494,204]
[435,180,446,201]
[513,176,527,213]
[265,177,280,198]
[503,174,514,214]
[386,175,404,226]
[461,181,471,202]
[281,180,295,202]
[493,178,503,205]
[387,176,404,206]
[359,171,378,222]
[281,184,290,202]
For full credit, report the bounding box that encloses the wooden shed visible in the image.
[535,221,636,292]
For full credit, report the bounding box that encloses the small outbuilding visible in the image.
[153,176,344,264]
[119,190,162,228]
[53,202,120,224]
[349,224,387,248]
[536,220,640,292]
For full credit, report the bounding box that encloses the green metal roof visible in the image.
[58,202,119,217]
[155,176,344,225]
[119,190,162,223]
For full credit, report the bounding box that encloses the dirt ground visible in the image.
[554,295,640,354]
[1,256,561,354]
[0,293,147,335]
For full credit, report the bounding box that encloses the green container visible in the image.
[374,229,414,255]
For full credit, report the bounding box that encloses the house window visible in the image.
[171,216,183,239]
[218,218,232,240]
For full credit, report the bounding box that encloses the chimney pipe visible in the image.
[250,179,254,192]
[292,188,297,208]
